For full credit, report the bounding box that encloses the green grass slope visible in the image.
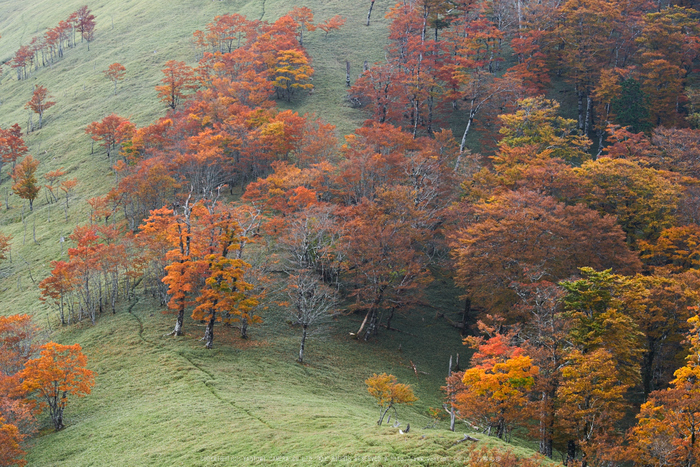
[0,1,554,465]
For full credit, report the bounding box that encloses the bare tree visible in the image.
[287,269,338,363]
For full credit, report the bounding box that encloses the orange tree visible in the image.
[103,63,126,95]
[155,60,197,110]
[454,330,539,440]
[140,203,209,337]
[192,204,258,348]
[366,373,418,426]
[0,417,25,467]
[18,342,95,431]
[0,233,10,262]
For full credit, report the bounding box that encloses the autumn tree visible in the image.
[0,233,10,262]
[288,7,316,46]
[558,268,645,463]
[11,156,40,211]
[556,349,631,465]
[0,124,29,173]
[318,15,346,37]
[24,85,55,130]
[513,281,567,458]
[450,190,640,315]
[141,201,215,336]
[365,373,418,425]
[39,260,76,325]
[18,342,94,431]
[0,417,25,467]
[73,6,96,47]
[344,190,433,340]
[455,330,539,440]
[103,63,126,95]
[0,315,41,467]
[43,168,65,204]
[572,158,681,244]
[271,49,314,102]
[625,314,700,465]
[155,60,197,110]
[192,205,257,348]
[85,114,132,159]
[630,274,699,395]
[639,225,700,273]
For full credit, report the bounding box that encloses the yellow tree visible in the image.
[366,373,418,426]
[572,158,681,244]
[271,49,314,102]
[556,348,631,466]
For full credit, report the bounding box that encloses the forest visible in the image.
[1,0,700,465]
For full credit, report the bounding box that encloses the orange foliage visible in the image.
[103,63,126,95]
[155,60,197,110]
[365,373,418,425]
[11,156,40,211]
[19,342,95,431]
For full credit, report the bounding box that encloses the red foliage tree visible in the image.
[103,63,126,95]
[155,60,197,110]
[0,124,29,173]
[24,85,56,130]
[85,114,132,159]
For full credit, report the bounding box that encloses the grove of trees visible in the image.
[4,0,700,464]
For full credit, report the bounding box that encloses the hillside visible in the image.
[0,1,556,466]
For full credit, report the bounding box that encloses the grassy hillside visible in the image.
[0,1,554,465]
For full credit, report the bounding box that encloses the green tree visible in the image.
[610,79,652,134]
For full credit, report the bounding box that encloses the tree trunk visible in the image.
[448,355,456,431]
[367,1,375,26]
[240,317,249,339]
[378,404,392,425]
[577,91,584,131]
[584,96,592,136]
[298,324,308,363]
[459,106,476,155]
[364,309,379,341]
[460,297,471,336]
[642,345,656,397]
[566,440,577,466]
[204,312,216,349]
[173,301,185,336]
[385,307,395,330]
